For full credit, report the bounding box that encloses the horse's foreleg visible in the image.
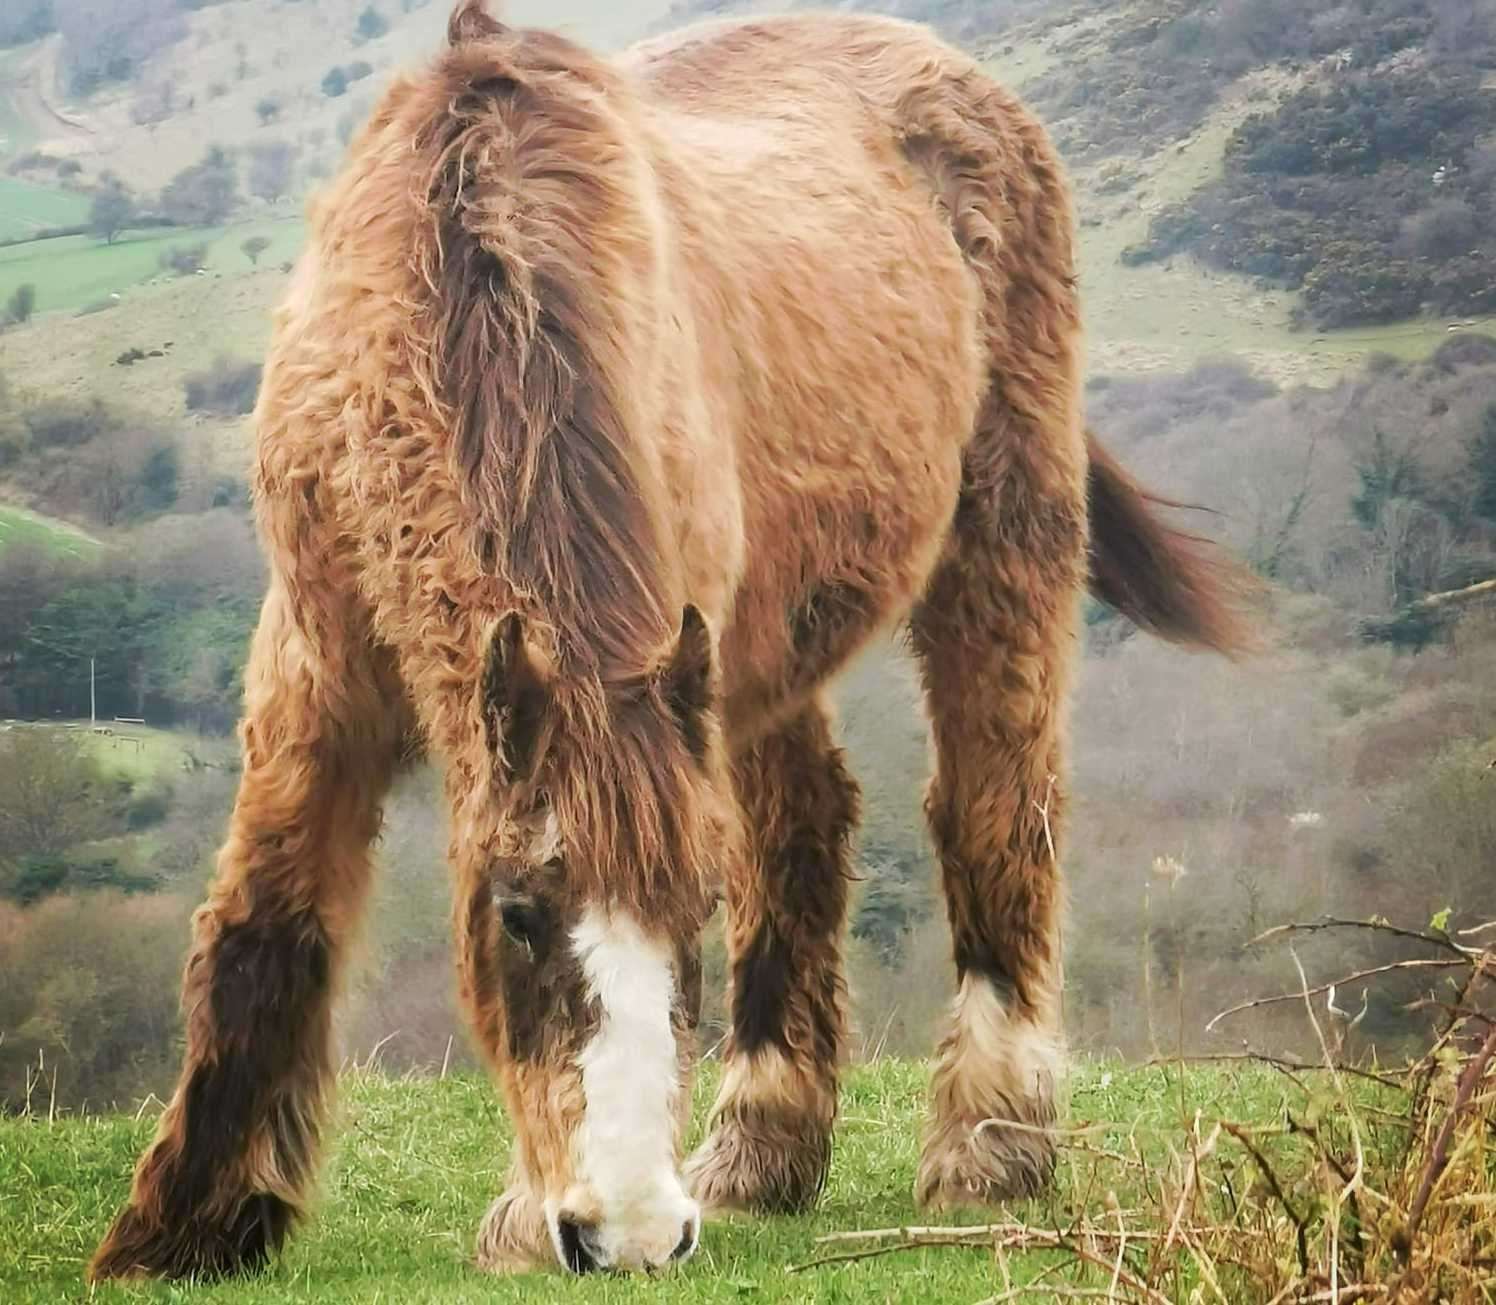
[89,584,407,1282]
[685,702,856,1214]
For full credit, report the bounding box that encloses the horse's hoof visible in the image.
[89,1194,290,1282]
[684,1110,830,1215]
[474,1188,551,1274]
[915,1116,1056,1210]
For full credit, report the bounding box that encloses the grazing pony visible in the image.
[91,0,1256,1281]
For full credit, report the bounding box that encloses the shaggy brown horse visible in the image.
[91,0,1256,1280]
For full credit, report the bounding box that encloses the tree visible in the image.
[322,66,348,98]
[159,147,239,228]
[240,235,271,266]
[254,96,281,126]
[0,730,119,868]
[88,173,136,244]
[247,140,296,204]
[53,0,186,93]
[0,1,56,47]
[1470,404,1496,524]
[129,81,174,132]
[4,284,36,325]
[355,5,388,41]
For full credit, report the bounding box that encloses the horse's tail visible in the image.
[1085,431,1263,655]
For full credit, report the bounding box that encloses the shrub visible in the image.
[159,147,238,228]
[124,781,172,831]
[23,396,119,447]
[0,729,120,869]
[3,854,158,906]
[254,96,281,125]
[322,66,348,97]
[355,4,388,41]
[0,892,190,1111]
[5,283,36,325]
[182,355,261,416]
[159,242,207,276]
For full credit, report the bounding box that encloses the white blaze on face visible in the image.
[565,906,698,1270]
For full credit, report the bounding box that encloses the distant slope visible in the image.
[0,504,102,559]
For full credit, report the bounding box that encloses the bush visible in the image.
[3,854,158,906]
[0,892,190,1111]
[0,729,120,870]
[5,283,36,325]
[23,396,119,447]
[159,147,238,228]
[355,4,388,41]
[182,355,261,416]
[159,243,207,276]
[322,66,348,98]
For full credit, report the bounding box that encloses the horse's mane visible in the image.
[410,12,679,684]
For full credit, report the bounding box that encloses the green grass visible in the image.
[0,1060,1297,1303]
[0,217,305,319]
[0,176,89,243]
[23,721,229,783]
[0,505,102,560]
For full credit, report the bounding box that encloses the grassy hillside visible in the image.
[0,1059,1356,1303]
[0,175,87,241]
[0,504,100,558]
[0,216,302,319]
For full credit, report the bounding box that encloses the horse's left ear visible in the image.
[661,604,714,758]
[479,611,552,784]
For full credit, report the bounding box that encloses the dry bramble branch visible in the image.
[796,914,1495,1303]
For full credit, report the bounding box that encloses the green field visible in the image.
[0,505,102,560]
[16,720,233,783]
[0,217,305,319]
[1,1059,1311,1304]
[0,176,89,243]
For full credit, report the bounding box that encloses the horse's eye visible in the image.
[499,900,537,948]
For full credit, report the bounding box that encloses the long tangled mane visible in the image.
[394,8,721,907]
[413,8,679,684]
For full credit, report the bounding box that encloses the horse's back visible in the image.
[624,15,1011,732]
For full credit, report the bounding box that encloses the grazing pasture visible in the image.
[0,504,101,559]
[0,218,304,319]
[0,1060,1293,1304]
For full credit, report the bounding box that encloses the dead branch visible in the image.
[1147,1051,1407,1092]
[1396,1022,1496,1261]
[1248,917,1480,960]
[1206,958,1466,1032]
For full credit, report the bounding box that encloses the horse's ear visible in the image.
[661,604,714,759]
[448,0,506,46]
[480,612,550,783]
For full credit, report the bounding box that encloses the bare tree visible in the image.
[246,140,297,204]
[89,173,136,245]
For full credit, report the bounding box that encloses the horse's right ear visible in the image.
[479,612,550,783]
[448,0,506,46]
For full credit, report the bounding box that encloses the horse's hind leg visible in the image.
[685,700,857,1213]
[89,583,408,1282]
[909,385,1087,1206]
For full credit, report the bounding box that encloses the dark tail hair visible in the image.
[1085,431,1264,656]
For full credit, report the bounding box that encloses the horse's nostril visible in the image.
[556,1216,599,1274]
[672,1218,697,1261]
